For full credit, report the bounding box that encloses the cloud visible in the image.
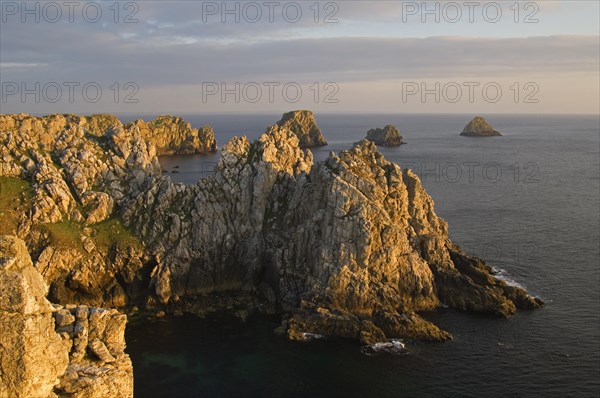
[2,33,597,84]
[0,62,47,69]
[0,1,597,114]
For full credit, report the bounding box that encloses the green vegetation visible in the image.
[90,218,140,251]
[39,217,140,253]
[1,177,139,253]
[0,176,34,235]
[40,221,84,251]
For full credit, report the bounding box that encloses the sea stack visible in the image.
[366,125,406,146]
[460,116,502,137]
[273,110,328,148]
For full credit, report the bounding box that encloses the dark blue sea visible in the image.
[120,113,600,398]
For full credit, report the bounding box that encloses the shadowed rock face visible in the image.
[273,110,328,148]
[0,113,542,346]
[366,125,406,146]
[461,116,502,136]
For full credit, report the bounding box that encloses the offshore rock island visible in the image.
[461,116,502,137]
[365,125,406,147]
[0,112,542,396]
[274,110,328,148]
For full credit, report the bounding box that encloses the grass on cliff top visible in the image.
[40,217,141,253]
[90,218,141,251]
[0,177,139,252]
[0,176,34,235]
[40,221,85,251]
[41,218,141,252]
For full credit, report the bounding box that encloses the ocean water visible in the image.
[122,114,600,397]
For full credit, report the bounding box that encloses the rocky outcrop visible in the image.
[125,115,217,155]
[365,125,406,146]
[460,116,502,137]
[0,235,68,398]
[0,235,133,398]
[273,110,327,148]
[122,129,542,342]
[0,113,541,347]
[52,304,133,398]
[1,113,163,307]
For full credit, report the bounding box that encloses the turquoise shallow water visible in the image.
[122,114,600,397]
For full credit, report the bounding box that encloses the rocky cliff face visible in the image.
[120,126,542,342]
[0,235,133,398]
[0,113,541,347]
[461,116,502,136]
[273,110,328,147]
[366,125,406,146]
[0,113,162,307]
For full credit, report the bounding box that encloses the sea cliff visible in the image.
[0,113,541,344]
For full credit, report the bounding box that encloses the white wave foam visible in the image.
[491,266,525,289]
[361,339,407,356]
[301,332,325,341]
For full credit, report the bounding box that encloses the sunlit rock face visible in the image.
[123,126,542,342]
[272,110,328,148]
[0,235,133,398]
[0,113,541,347]
[125,115,217,155]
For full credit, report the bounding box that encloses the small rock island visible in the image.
[460,116,502,137]
[365,125,406,146]
[273,110,328,148]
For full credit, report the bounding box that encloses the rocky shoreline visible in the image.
[0,112,542,397]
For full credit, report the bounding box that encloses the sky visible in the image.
[0,0,599,114]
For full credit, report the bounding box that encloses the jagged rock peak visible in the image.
[272,110,328,148]
[461,116,502,137]
[366,125,406,146]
